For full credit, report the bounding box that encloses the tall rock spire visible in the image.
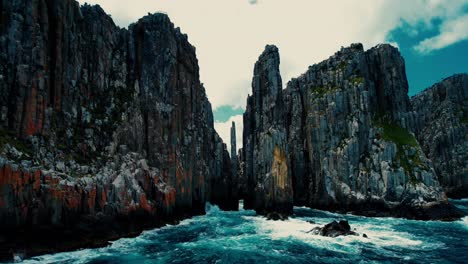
[242,45,293,217]
[231,121,238,179]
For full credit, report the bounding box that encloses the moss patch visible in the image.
[337,61,347,71]
[396,146,425,184]
[310,85,338,98]
[0,129,33,157]
[373,115,424,183]
[373,114,418,147]
[349,76,365,85]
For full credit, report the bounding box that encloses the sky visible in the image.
[77,0,468,149]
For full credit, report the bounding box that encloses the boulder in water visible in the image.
[265,212,289,221]
[308,220,358,237]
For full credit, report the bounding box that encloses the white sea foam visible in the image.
[460,216,468,229]
[16,206,463,263]
[19,248,106,264]
[248,215,426,254]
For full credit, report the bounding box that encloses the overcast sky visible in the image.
[77,0,468,148]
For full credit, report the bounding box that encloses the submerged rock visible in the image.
[265,211,289,221]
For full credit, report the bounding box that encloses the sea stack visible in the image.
[242,45,293,217]
[231,121,238,183]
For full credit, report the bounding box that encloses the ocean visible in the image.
[17,199,468,263]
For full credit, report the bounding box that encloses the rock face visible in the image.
[0,0,235,259]
[241,43,461,220]
[242,45,293,216]
[411,74,468,198]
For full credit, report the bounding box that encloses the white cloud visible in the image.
[76,0,467,140]
[415,15,468,54]
[214,115,243,152]
[76,0,466,110]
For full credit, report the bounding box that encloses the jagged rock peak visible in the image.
[230,121,238,197]
[231,121,237,158]
[242,44,293,216]
[258,44,280,60]
[412,73,468,103]
[250,44,284,130]
[80,3,112,21]
[337,43,364,55]
[253,45,282,97]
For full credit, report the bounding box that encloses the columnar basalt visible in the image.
[242,45,293,216]
[0,0,465,260]
[0,0,235,259]
[242,43,462,220]
[411,74,468,198]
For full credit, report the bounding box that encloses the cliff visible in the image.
[0,0,465,260]
[241,43,462,220]
[0,0,235,259]
[411,74,468,198]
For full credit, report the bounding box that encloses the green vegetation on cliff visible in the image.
[373,115,424,183]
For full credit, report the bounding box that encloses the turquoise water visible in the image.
[19,200,468,264]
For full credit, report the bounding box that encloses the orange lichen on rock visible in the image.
[99,187,107,209]
[164,188,176,208]
[138,172,152,194]
[139,193,153,212]
[63,188,81,210]
[48,186,64,201]
[43,174,60,185]
[175,159,185,186]
[12,170,22,195]
[271,146,288,190]
[33,170,41,191]
[0,165,13,186]
[87,186,97,212]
